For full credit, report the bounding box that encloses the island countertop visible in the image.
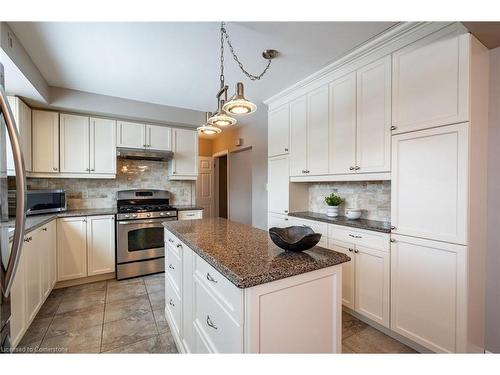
[163,217,350,289]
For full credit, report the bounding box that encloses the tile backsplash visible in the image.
[308,181,391,222]
[24,159,195,209]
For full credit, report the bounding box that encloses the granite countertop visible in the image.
[288,211,391,233]
[163,217,351,289]
[8,208,117,240]
[173,205,204,211]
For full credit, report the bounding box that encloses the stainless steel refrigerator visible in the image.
[0,62,27,353]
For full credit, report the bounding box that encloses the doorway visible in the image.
[214,153,228,219]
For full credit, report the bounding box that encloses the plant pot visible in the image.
[326,206,339,217]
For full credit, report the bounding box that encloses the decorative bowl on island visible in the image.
[269,226,322,252]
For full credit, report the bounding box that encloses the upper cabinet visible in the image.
[289,96,307,176]
[169,128,198,180]
[32,110,60,173]
[268,104,289,157]
[6,96,32,175]
[392,28,469,134]
[117,121,172,151]
[60,114,116,176]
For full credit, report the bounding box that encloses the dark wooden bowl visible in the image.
[269,226,322,252]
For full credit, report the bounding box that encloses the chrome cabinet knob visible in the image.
[169,299,175,307]
[349,166,355,171]
[390,226,396,230]
[390,239,396,243]
[53,167,58,171]
[348,248,354,252]
[42,227,48,232]
[206,273,218,283]
[354,249,359,254]
[391,126,397,131]
[176,243,182,248]
[284,148,288,152]
[86,168,90,171]
[168,264,175,270]
[355,166,360,170]
[206,315,218,330]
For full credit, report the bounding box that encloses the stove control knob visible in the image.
[160,212,165,216]
[132,214,138,218]
[146,213,151,218]
[125,214,130,218]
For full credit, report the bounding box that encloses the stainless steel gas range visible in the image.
[116,189,177,280]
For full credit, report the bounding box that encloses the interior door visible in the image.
[329,72,356,174]
[289,96,307,176]
[196,157,214,217]
[60,113,90,173]
[147,124,172,151]
[307,85,329,175]
[90,117,116,174]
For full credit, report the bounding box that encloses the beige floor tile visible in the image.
[46,304,104,338]
[148,291,165,310]
[342,344,356,354]
[68,281,106,293]
[57,292,105,314]
[101,311,158,352]
[106,281,147,303]
[343,326,417,354]
[107,277,144,288]
[152,308,170,333]
[104,295,151,323]
[48,288,67,299]
[39,325,102,353]
[159,332,178,353]
[103,335,166,354]
[17,316,53,347]
[145,277,165,295]
[36,295,63,319]
[342,311,369,339]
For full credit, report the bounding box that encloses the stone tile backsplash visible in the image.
[308,181,391,222]
[26,159,195,209]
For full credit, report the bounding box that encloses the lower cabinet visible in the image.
[267,212,291,229]
[57,215,115,282]
[390,234,466,353]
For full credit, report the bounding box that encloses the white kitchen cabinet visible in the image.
[57,217,88,281]
[268,155,290,215]
[6,96,32,174]
[288,216,328,248]
[289,96,308,176]
[392,27,469,134]
[391,123,468,245]
[9,238,27,348]
[147,124,172,151]
[87,215,115,276]
[60,113,90,173]
[24,230,42,323]
[356,56,391,173]
[32,110,59,173]
[90,117,117,174]
[116,121,146,149]
[178,210,203,220]
[307,85,329,175]
[39,221,57,300]
[329,72,356,174]
[169,128,198,180]
[329,242,354,310]
[267,213,291,229]
[390,234,466,353]
[268,104,289,157]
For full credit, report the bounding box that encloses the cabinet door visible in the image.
[329,241,354,310]
[289,96,307,176]
[147,124,172,151]
[268,155,289,215]
[57,217,88,281]
[10,240,26,348]
[87,215,115,276]
[32,110,59,173]
[354,245,390,327]
[171,128,198,176]
[90,117,116,174]
[356,56,391,173]
[38,225,51,300]
[392,28,469,133]
[268,104,289,157]
[391,123,468,244]
[267,213,291,229]
[25,231,42,323]
[307,85,329,175]
[6,96,32,174]
[60,113,90,173]
[329,73,356,174]
[47,220,57,290]
[116,121,146,149]
[390,234,466,353]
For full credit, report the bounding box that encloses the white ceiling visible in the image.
[8,22,397,111]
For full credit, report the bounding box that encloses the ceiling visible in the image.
[7,22,397,112]
[462,22,500,49]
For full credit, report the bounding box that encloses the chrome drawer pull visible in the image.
[206,273,218,283]
[206,315,218,330]
[168,264,175,270]
[169,299,175,307]
[176,244,182,248]
[168,238,174,243]
[348,234,362,239]
[41,227,48,231]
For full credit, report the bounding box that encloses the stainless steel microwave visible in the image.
[8,189,67,216]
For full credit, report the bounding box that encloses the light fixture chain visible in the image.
[221,22,272,81]
[220,22,225,87]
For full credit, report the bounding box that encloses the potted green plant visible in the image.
[324,193,343,217]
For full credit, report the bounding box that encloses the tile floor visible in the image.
[14,274,416,354]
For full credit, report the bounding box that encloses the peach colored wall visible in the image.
[198,137,213,157]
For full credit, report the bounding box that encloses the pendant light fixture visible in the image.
[203,22,278,135]
[197,112,222,135]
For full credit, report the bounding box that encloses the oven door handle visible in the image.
[118,220,163,225]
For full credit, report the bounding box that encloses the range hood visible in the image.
[116,147,174,162]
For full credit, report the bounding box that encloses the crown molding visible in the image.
[264,22,467,107]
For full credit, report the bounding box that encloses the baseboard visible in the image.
[54,272,115,289]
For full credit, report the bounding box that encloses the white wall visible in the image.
[486,46,500,353]
[229,148,253,225]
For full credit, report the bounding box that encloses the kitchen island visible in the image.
[163,217,350,353]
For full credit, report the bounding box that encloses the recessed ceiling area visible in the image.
[7,22,397,112]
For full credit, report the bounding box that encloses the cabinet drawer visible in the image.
[289,217,328,248]
[165,229,181,250]
[193,278,242,353]
[165,244,182,294]
[193,255,242,321]
[178,210,203,220]
[165,276,182,337]
[328,225,389,252]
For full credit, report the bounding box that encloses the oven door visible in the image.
[116,217,168,263]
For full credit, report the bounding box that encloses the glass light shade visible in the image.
[223,82,257,115]
[207,109,237,127]
[197,124,221,135]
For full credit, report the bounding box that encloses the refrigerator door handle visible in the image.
[0,86,26,297]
